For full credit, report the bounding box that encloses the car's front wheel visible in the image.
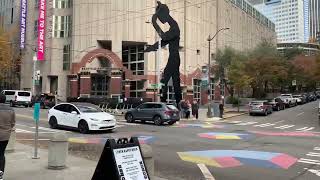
[49,116,58,129]
[78,120,89,134]
[125,113,135,123]
[168,121,175,125]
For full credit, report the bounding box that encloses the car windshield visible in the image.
[77,105,102,113]
[293,95,301,98]
[18,92,30,96]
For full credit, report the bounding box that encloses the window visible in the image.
[122,45,145,75]
[4,91,15,95]
[63,45,71,70]
[210,78,215,100]
[53,0,72,8]
[193,79,201,102]
[18,92,31,96]
[54,104,68,112]
[130,81,144,97]
[53,15,72,38]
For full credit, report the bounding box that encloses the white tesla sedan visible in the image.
[48,102,116,133]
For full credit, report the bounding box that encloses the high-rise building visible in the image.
[0,0,276,104]
[249,0,308,43]
[309,0,320,42]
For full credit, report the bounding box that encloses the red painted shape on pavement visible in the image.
[214,157,242,168]
[270,154,298,169]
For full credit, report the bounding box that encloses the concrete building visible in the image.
[309,0,320,42]
[2,0,276,104]
[249,0,308,43]
[277,42,320,56]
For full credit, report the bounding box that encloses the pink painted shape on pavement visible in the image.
[213,157,242,168]
[270,154,298,169]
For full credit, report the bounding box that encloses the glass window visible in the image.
[54,104,68,112]
[18,92,31,96]
[53,15,72,38]
[63,44,71,70]
[77,105,102,113]
[193,79,201,102]
[122,45,145,75]
[129,80,145,97]
[4,91,15,95]
[53,0,72,8]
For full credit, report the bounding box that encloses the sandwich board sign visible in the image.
[92,137,150,180]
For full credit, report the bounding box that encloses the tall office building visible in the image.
[309,0,320,42]
[250,0,308,43]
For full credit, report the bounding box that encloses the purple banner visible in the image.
[20,0,27,49]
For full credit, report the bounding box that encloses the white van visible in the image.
[1,90,32,107]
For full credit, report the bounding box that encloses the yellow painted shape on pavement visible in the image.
[177,152,222,168]
[68,138,87,144]
[215,135,241,140]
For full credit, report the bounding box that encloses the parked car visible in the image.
[279,94,297,107]
[31,93,56,109]
[0,92,6,103]
[48,103,116,134]
[1,90,32,107]
[309,93,317,101]
[125,102,180,126]
[267,98,285,111]
[293,95,306,105]
[249,101,273,116]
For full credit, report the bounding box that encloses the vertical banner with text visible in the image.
[37,0,46,60]
[20,0,27,49]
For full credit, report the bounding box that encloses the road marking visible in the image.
[16,128,33,133]
[296,127,315,131]
[306,152,320,157]
[17,139,50,141]
[274,125,295,129]
[229,121,242,124]
[16,114,47,121]
[254,123,275,127]
[296,112,305,116]
[236,121,258,126]
[314,147,320,151]
[197,164,216,180]
[298,158,320,165]
[305,168,320,177]
[117,122,140,126]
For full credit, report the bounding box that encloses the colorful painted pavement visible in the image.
[173,123,225,129]
[68,135,156,145]
[198,132,253,140]
[178,150,298,169]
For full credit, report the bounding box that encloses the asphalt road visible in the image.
[12,100,320,180]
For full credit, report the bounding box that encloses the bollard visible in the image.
[140,144,154,177]
[5,129,16,153]
[48,133,69,170]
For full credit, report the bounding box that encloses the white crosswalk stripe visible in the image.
[274,125,295,129]
[314,147,320,151]
[306,152,320,157]
[254,123,275,127]
[16,128,33,133]
[298,158,320,165]
[236,121,258,126]
[230,121,242,124]
[296,127,315,131]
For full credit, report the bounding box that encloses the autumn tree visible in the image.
[0,28,13,81]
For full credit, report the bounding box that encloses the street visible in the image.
[13,101,320,180]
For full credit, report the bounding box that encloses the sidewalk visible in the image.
[5,143,167,180]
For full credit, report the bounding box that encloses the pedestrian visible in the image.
[192,100,199,120]
[185,100,191,119]
[219,100,224,118]
[0,104,15,180]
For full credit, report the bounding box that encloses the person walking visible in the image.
[0,104,15,180]
[185,100,191,119]
[219,100,224,118]
[192,100,199,120]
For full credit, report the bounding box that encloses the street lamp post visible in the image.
[207,27,230,118]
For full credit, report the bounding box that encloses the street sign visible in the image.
[33,103,40,122]
[292,80,297,86]
[151,83,161,88]
[92,137,150,180]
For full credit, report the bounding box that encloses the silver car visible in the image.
[125,102,180,126]
[249,101,273,116]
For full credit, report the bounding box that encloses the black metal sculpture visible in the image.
[145,1,182,105]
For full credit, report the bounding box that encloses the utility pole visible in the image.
[32,54,37,96]
[184,0,187,97]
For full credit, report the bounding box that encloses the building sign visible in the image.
[20,0,27,49]
[37,0,46,60]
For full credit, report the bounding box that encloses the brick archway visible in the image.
[71,48,123,74]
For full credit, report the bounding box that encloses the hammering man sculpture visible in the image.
[145,1,182,105]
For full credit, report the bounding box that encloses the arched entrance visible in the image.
[69,48,124,98]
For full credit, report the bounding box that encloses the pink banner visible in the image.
[37,0,46,60]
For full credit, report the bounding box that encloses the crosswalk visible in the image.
[230,120,317,132]
[298,147,320,166]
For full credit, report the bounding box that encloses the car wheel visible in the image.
[153,115,163,126]
[10,101,15,107]
[168,121,175,125]
[249,113,254,116]
[125,113,135,123]
[49,116,58,129]
[78,120,89,134]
